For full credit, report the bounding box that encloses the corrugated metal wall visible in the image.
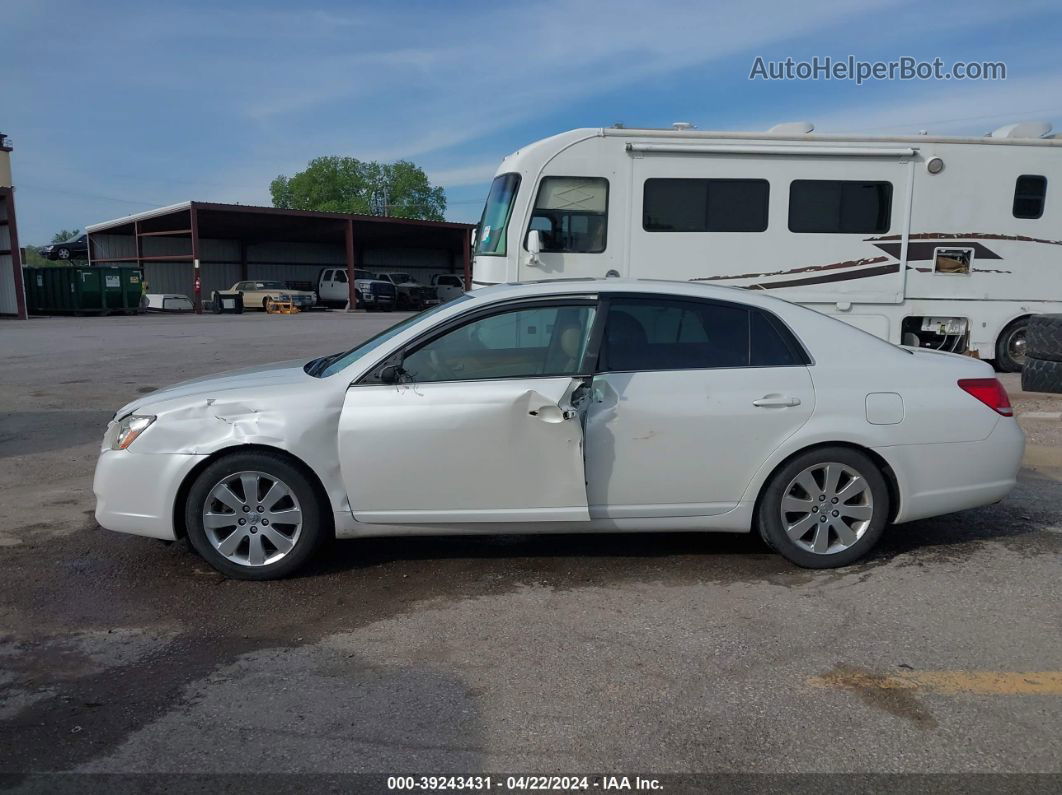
[92,234,458,297]
[0,195,19,315]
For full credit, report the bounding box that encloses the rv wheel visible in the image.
[994,318,1028,373]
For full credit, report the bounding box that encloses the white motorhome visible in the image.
[471,122,1062,371]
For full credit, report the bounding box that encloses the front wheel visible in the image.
[185,452,326,579]
[757,447,889,568]
[263,297,274,313]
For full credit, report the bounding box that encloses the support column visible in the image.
[345,219,357,311]
[1,187,27,319]
[133,220,142,272]
[190,203,202,313]
[462,228,471,291]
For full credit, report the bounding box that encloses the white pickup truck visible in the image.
[317,268,397,311]
[430,273,466,303]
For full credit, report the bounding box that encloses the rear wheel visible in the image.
[757,447,889,568]
[185,452,326,579]
[995,318,1028,373]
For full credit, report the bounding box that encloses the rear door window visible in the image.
[599,297,807,371]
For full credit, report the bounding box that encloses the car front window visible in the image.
[312,295,474,378]
[402,303,596,383]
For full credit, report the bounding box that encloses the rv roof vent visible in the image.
[990,121,1053,139]
[768,121,815,134]
[672,121,694,131]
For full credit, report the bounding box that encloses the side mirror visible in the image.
[378,364,404,385]
[527,229,543,266]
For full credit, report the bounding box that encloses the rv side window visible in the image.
[643,179,769,232]
[1013,175,1047,219]
[526,177,608,254]
[788,180,892,234]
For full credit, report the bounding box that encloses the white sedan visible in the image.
[94,280,1023,579]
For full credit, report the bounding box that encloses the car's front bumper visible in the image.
[94,448,207,540]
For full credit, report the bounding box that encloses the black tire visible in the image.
[994,318,1029,373]
[1022,356,1062,394]
[185,451,326,580]
[211,292,222,314]
[57,247,71,260]
[263,297,273,312]
[756,447,890,569]
[1025,315,1062,363]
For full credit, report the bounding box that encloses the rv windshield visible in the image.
[475,173,520,256]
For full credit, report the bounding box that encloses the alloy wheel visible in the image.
[202,471,303,567]
[779,462,874,555]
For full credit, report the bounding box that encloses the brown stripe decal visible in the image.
[866,231,1062,246]
[692,256,888,282]
[751,262,900,290]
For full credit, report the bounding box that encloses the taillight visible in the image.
[958,378,1013,416]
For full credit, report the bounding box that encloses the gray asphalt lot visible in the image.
[0,311,1060,780]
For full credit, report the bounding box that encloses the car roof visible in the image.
[472,277,795,312]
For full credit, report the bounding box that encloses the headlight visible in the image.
[112,414,155,450]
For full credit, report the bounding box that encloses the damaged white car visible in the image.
[94,280,1024,579]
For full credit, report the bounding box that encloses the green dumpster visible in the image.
[23,267,143,316]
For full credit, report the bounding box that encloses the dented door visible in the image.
[338,377,591,524]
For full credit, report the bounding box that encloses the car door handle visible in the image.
[529,407,577,422]
[753,395,801,408]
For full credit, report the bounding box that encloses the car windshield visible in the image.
[255,281,284,289]
[354,270,375,280]
[475,173,520,256]
[308,294,474,378]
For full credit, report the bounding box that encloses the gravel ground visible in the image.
[0,312,1059,787]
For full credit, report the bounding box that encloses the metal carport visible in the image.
[85,202,475,312]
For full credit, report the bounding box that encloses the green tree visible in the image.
[22,245,52,267]
[52,228,79,243]
[270,157,446,221]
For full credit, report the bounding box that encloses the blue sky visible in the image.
[4,0,1062,243]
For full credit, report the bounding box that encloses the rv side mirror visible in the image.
[527,229,543,266]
